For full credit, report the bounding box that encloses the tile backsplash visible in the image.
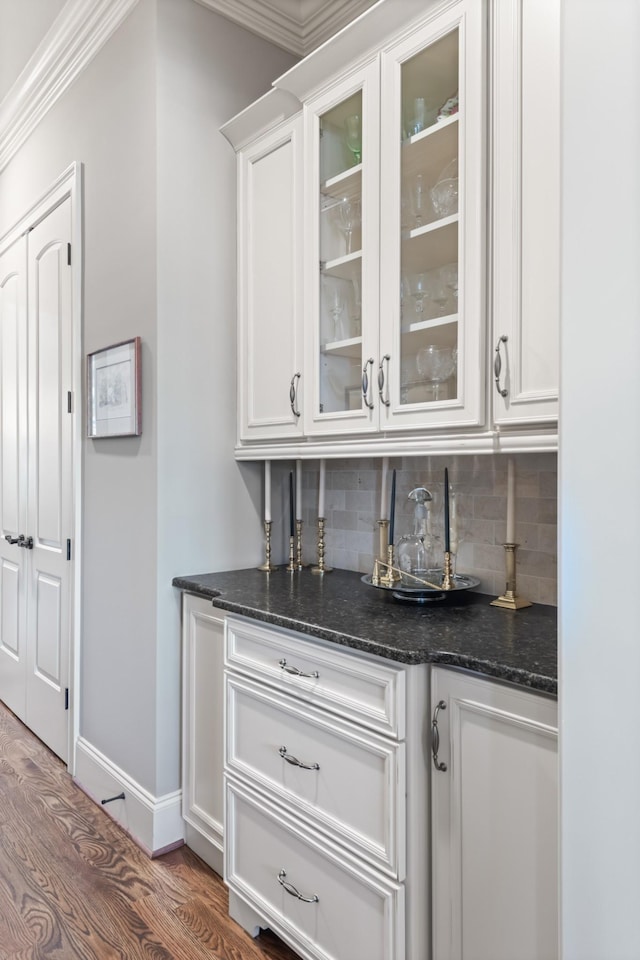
[271,452,557,606]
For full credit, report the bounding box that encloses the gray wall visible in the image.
[0,0,296,798]
[560,0,640,956]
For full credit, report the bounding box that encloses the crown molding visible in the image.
[0,0,140,175]
[194,0,376,57]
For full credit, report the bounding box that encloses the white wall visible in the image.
[154,0,296,795]
[0,0,297,803]
[560,1,640,956]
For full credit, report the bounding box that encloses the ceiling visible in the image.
[0,0,376,104]
[195,0,378,56]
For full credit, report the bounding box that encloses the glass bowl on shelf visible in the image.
[430,177,458,218]
[416,345,457,400]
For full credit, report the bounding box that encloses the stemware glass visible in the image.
[440,262,458,304]
[406,272,429,314]
[326,284,346,340]
[424,266,450,316]
[416,345,457,400]
[344,114,362,165]
[410,173,429,228]
[334,198,361,255]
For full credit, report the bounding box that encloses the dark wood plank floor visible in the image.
[0,701,301,960]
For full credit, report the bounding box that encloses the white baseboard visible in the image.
[74,736,185,857]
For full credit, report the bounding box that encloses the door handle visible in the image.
[4,534,20,544]
[17,536,33,549]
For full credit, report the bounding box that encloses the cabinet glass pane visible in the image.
[399,29,459,406]
[318,91,363,416]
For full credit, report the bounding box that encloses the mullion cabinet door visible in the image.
[303,61,381,437]
[379,0,487,433]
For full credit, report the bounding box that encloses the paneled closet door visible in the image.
[0,236,28,721]
[25,198,73,764]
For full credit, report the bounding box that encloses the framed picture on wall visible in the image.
[87,337,141,438]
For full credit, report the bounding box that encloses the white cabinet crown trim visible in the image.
[0,0,140,174]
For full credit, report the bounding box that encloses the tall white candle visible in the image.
[380,457,389,520]
[506,457,515,543]
[318,460,326,518]
[264,460,271,523]
[296,459,302,521]
[450,489,458,550]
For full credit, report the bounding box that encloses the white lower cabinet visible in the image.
[430,666,558,960]
[181,593,225,875]
[223,615,430,960]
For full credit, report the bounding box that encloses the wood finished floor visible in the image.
[0,702,301,960]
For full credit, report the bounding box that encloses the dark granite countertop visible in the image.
[173,568,557,695]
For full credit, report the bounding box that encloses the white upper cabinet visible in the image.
[491,0,560,427]
[304,60,380,435]
[223,93,304,442]
[223,0,560,454]
[380,2,486,433]
[303,1,486,437]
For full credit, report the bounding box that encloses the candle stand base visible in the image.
[490,543,532,609]
[295,520,307,571]
[286,535,297,573]
[258,521,279,573]
[311,517,333,575]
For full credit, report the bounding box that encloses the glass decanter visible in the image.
[396,487,439,585]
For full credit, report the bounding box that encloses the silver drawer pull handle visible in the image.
[279,746,320,771]
[289,372,301,418]
[277,869,319,903]
[431,699,447,772]
[278,658,319,679]
[494,335,508,398]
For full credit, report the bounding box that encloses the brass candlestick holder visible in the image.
[441,550,454,591]
[379,545,401,586]
[258,521,278,572]
[286,534,296,572]
[295,519,305,571]
[311,517,332,574]
[377,519,389,562]
[491,543,532,609]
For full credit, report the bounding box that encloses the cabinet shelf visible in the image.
[403,312,458,334]
[402,219,458,273]
[322,166,362,201]
[322,336,362,359]
[323,251,362,278]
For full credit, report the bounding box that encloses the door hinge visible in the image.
[66,539,71,561]
[67,391,72,413]
[67,243,71,266]
[65,688,69,710]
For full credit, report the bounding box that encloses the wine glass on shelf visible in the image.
[416,345,457,400]
[410,173,429,228]
[440,262,458,310]
[334,198,361,256]
[344,114,362,165]
[424,266,450,316]
[406,273,429,314]
[325,282,346,341]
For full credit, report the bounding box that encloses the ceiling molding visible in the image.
[0,0,140,175]
[194,0,377,57]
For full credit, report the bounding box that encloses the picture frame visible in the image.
[87,337,141,438]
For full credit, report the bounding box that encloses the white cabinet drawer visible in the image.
[225,777,405,960]
[225,615,405,738]
[226,674,405,878]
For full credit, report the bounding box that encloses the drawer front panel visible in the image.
[226,674,405,878]
[225,778,405,960]
[225,616,405,738]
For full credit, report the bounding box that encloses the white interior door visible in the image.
[25,197,73,763]
[0,236,28,720]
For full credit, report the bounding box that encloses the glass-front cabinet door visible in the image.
[304,62,380,436]
[303,0,485,438]
[380,0,485,432]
